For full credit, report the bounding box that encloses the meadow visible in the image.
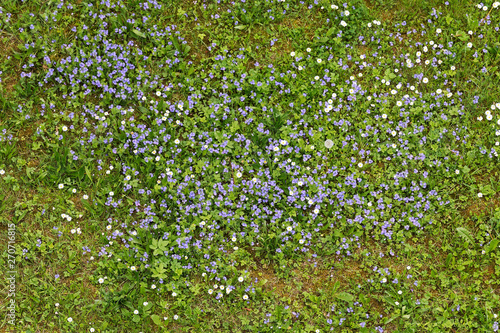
[0,0,500,332]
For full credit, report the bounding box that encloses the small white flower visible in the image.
[422,78,429,84]
[71,229,76,234]
[62,126,68,132]
[358,162,363,168]
[317,58,322,64]
[55,303,60,307]
[174,139,180,144]
[290,51,295,57]
[58,184,64,189]
[367,22,372,27]
[436,28,442,34]
[236,172,242,178]
[478,192,483,198]
[172,292,177,297]
[344,10,350,16]
[130,266,137,271]
[90,328,95,332]
[395,301,400,306]
[467,42,473,48]
[298,66,303,71]
[98,278,105,284]
[243,294,249,300]
[156,91,161,96]
[67,317,73,323]
[313,208,319,214]
[208,289,213,294]
[142,96,147,101]
[325,139,334,149]
[398,290,402,295]
[143,302,148,306]
[299,239,305,244]
[455,170,460,175]
[331,4,338,9]
[83,194,89,200]
[340,20,347,27]
[134,310,139,315]
[238,276,244,282]
[151,284,156,289]
[381,278,387,283]
[306,48,311,52]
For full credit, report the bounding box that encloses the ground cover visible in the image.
[1,0,500,332]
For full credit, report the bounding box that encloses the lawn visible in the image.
[0,0,500,332]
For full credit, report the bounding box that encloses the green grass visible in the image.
[1,0,500,332]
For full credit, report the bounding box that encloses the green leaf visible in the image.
[456,227,474,244]
[235,25,246,30]
[151,314,162,326]
[335,292,354,302]
[486,238,499,253]
[132,29,146,38]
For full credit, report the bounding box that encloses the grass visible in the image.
[1,0,500,332]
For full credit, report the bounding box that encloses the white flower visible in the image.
[367,22,372,27]
[172,292,177,297]
[174,139,180,144]
[156,91,161,96]
[422,78,429,84]
[478,192,483,198]
[58,184,64,189]
[134,309,139,315]
[486,114,493,120]
[317,58,322,64]
[314,75,319,81]
[67,317,73,323]
[143,302,148,306]
[109,191,114,196]
[71,229,76,234]
[381,278,387,283]
[494,2,500,8]
[324,139,334,149]
[306,48,311,52]
[358,162,363,168]
[391,131,397,136]
[382,114,387,119]
[344,10,350,16]
[313,208,319,214]
[55,303,60,307]
[90,329,95,332]
[340,20,347,27]
[395,301,400,306]
[436,28,442,34]
[208,289,213,294]
[398,290,402,294]
[243,295,249,300]
[98,278,104,284]
[236,172,242,178]
[62,126,68,132]
[238,276,244,282]
[290,51,295,57]
[467,42,473,48]
[455,170,460,175]
[298,66,303,71]
[0,169,4,175]
[331,4,338,9]
[130,266,137,271]
[273,146,279,151]
[299,239,305,244]
[83,194,89,200]
[231,237,237,242]
[151,284,156,289]
[310,145,315,150]
[142,96,147,101]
